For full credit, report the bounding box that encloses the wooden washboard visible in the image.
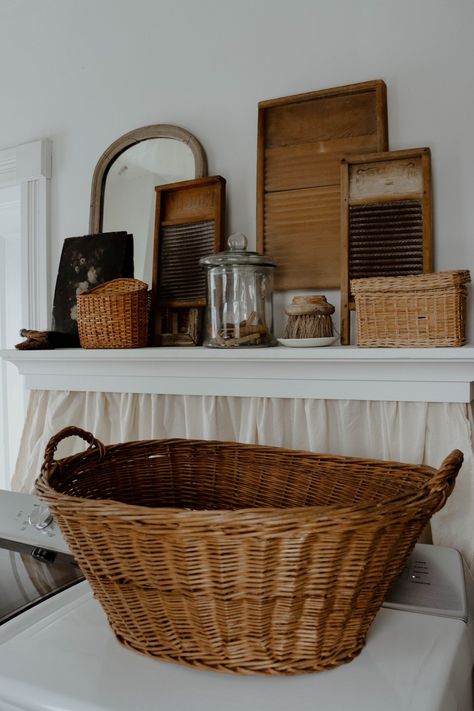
[151,176,226,345]
[340,148,432,344]
[257,80,388,290]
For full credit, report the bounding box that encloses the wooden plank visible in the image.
[256,108,266,261]
[257,80,388,290]
[161,182,222,222]
[421,151,433,273]
[265,135,380,192]
[349,192,424,206]
[258,79,388,109]
[265,186,340,290]
[264,90,378,148]
[340,162,351,348]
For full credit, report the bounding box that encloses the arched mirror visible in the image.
[89,125,207,286]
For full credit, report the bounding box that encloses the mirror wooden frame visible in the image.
[89,124,208,234]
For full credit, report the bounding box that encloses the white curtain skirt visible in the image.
[14,390,474,570]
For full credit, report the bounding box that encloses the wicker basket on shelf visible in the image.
[351,270,470,347]
[36,427,462,676]
[77,278,148,349]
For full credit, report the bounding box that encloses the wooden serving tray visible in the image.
[340,148,432,344]
[257,80,388,290]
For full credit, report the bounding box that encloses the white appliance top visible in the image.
[0,583,472,711]
[0,491,472,711]
[384,542,468,620]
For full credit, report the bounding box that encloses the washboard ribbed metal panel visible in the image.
[158,220,214,302]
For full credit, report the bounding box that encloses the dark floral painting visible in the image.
[52,232,134,343]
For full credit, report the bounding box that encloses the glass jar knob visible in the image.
[228,233,248,251]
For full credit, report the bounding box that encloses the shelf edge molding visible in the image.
[2,346,474,403]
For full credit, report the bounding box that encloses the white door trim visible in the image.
[0,139,51,487]
[0,139,52,329]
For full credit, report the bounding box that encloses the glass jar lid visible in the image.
[200,233,276,268]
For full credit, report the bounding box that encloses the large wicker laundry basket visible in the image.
[36,427,462,675]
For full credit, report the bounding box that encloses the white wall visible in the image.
[0,0,473,332]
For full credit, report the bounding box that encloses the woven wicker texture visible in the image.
[36,427,462,675]
[77,278,148,349]
[351,270,470,347]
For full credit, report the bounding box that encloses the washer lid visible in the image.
[0,539,83,626]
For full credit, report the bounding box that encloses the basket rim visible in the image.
[77,278,148,297]
[351,269,471,294]
[35,437,452,532]
[34,486,443,532]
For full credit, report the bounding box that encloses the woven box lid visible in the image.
[351,270,471,295]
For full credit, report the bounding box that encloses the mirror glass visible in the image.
[102,138,196,286]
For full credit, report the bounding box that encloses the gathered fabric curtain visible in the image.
[14,390,474,571]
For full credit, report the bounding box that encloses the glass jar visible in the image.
[200,233,276,348]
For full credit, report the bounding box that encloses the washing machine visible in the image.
[0,489,473,711]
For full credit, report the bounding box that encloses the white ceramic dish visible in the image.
[277,336,339,348]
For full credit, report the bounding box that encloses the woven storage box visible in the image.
[351,270,470,347]
[36,427,462,675]
[77,278,148,349]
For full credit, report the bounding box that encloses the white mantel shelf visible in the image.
[2,345,474,403]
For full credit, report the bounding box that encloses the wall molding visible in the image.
[0,139,51,486]
[0,139,51,329]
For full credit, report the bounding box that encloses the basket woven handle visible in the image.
[428,449,463,511]
[42,426,106,470]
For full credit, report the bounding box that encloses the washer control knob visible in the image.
[28,505,54,530]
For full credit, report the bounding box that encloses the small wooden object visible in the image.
[257,80,388,291]
[159,307,202,346]
[284,296,335,339]
[151,176,226,346]
[351,270,470,347]
[213,310,272,348]
[340,148,433,344]
[15,329,78,350]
